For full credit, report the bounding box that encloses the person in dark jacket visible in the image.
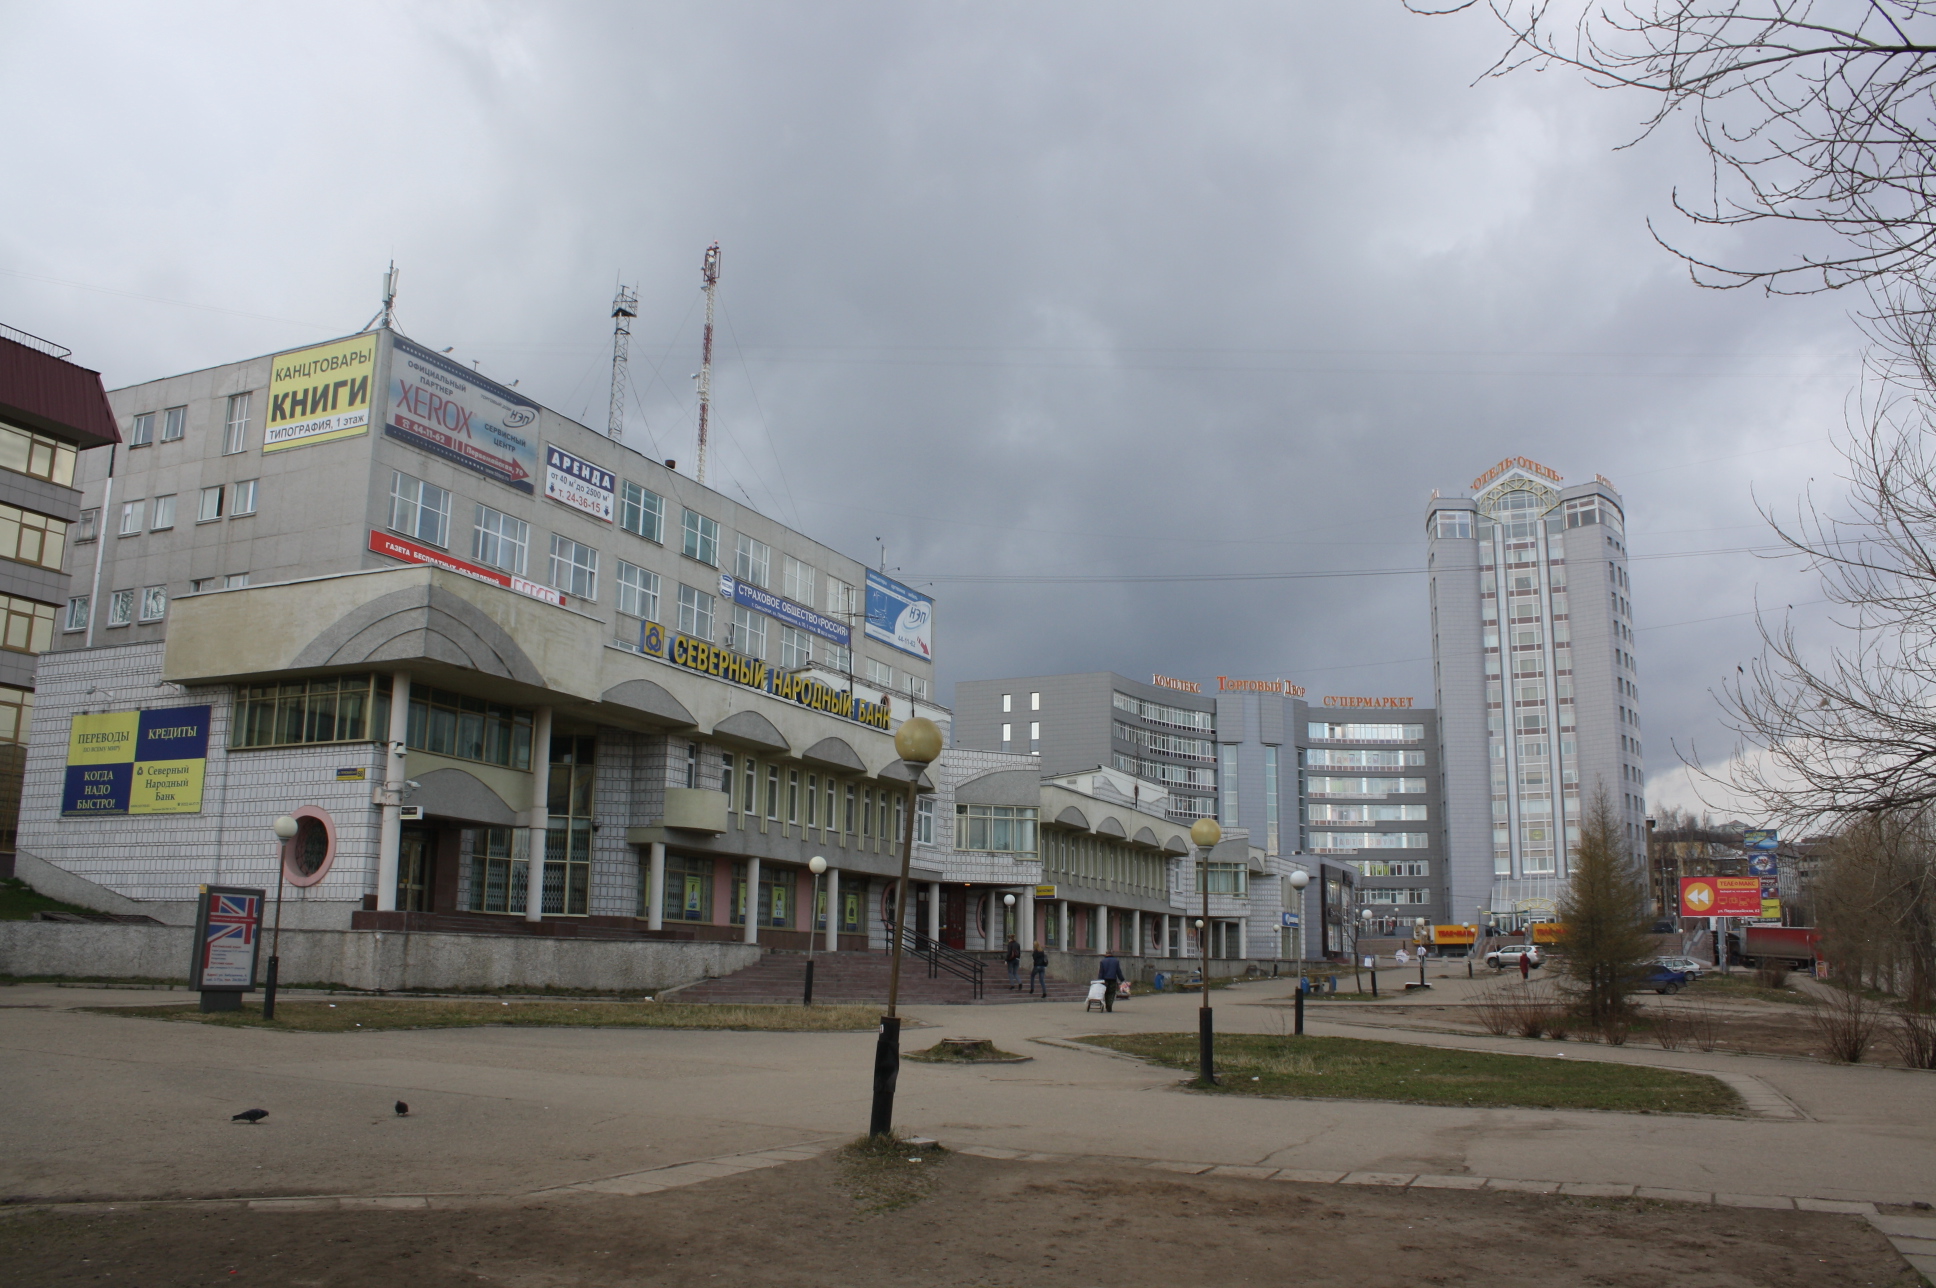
[1098,951,1125,1012]
[1004,935,1022,990]
[1028,942,1049,997]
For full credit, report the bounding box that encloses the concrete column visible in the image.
[1058,900,1070,952]
[1097,904,1110,953]
[645,841,665,931]
[1236,918,1248,961]
[926,881,941,942]
[743,856,761,944]
[1160,914,1172,956]
[1131,909,1142,956]
[824,867,840,952]
[1019,888,1035,949]
[525,707,553,922]
[375,671,410,912]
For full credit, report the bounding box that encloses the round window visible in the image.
[281,806,338,887]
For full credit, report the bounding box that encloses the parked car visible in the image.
[1654,955,1706,980]
[1485,944,1543,970]
[1642,964,1692,995]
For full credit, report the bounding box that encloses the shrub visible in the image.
[1811,986,1881,1062]
[1755,963,1790,990]
[1890,1010,1936,1069]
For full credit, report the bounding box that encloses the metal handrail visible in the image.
[0,323,72,358]
[885,924,985,1000]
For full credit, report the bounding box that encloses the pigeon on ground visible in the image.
[394,1101,409,1117]
[232,1109,268,1124]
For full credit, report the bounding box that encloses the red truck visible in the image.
[1734,926,1820,969]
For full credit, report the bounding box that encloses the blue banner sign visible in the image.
[544,445,615,522]
[1743,829,1778,852]
[865,569,933,660]
[717,574,850,646]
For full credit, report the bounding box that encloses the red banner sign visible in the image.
[1680,876,1762,918]
[368,530,565,607]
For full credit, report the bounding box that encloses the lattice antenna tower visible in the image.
[607,282,638,440]
[695,242,720,484]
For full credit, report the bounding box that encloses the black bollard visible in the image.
[1370,967,1378,998]
[1294,984,1305,1036]
[803,958,815,1007]
[262,955,279,1021]
[868,1015,900,1136]
[1198,1005,1216,1084]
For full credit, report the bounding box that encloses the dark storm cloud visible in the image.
[0,1,1857,814]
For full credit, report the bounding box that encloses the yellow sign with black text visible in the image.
[263,334,379,453]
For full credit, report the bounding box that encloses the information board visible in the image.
[189,886,264,991]
[61,706,211,816]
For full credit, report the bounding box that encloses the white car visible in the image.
[1486,944,1543,970]
[1654,955,1706,980]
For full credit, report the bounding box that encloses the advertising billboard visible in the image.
[1679,876,1762,918]
[1431,925,1477,945]
[62,706,211,816]
[865,569,933,660]
[386,334,540,493]
[263,334,379,452]
[1743,829,1779,852]
[718,574,850,646]
[544,445,614,522]
[368,530,565,606]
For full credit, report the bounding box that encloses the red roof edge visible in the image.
[0,334,121,448]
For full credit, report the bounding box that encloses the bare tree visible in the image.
[1408,2,1936,310]
[1813,808,1936,1007]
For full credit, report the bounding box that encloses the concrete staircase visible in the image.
[673,950,1066,1005]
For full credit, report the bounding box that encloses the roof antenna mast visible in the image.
[607,281,638,441]
[695,242,720,484]
[362,261,400,333]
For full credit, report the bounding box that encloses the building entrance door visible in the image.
[398,827,434,912]
[940,887,967,949]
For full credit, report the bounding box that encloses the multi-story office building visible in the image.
[0,326,120,873]
[1427,456,1642,928]
[15,326,941,941]
[955,672,1419,955]
[952,672,1217,821]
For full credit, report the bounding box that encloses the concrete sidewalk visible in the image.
[1,980,1931,1210]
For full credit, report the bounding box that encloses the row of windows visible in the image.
[99,480,258,539]
[1304,748,1424,768]
[1355,860,1431,877]
[1306,802,1428,822]
[956,804,1039,854]
[1113,720,1213,761]
[396,471,908,692]
[1000,691,1040,712]
[1112,691,1213,731]
[125,392,254,456]
[716,751,910,844]
[1305,776,1427,797]
[0,419,79,486]
[1042,827,1167,897]
[1307,722,1423,742]
[1111,753,1216,789]
[1308,832,1430,849]
[232,675,536,772]
[1360,888,1433,905]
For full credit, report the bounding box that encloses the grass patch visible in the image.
[833,1134,946,1214]
[1079,1032,1745,1115]
[1691,974,1810,1006]
[0,878,97,922]
[82,999,884,1033]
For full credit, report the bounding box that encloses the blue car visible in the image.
[1642,964,1691,995]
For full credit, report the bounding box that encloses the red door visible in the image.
[941,888,967,949]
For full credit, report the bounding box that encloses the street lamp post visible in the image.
[1191,817,1221,1086]
[1358,907,1377,997]
[1288,868,1310,1035]
[1414,916,1429,988]
[1003,892,1016,987]
[805,856,827,1006]
[262,814,300,1021]
[869,716,943,1138]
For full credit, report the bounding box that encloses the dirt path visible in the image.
[0,1153,1913,1288]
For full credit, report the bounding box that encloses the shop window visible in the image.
[467,827,527,914]
[663,854,714,922]
[544,735,595,915]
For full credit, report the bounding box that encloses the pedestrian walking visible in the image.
[1028,942,1049,997]
[1098,950,1124,1012]
[1004,935,1022,990]
[1518,951,1531,982]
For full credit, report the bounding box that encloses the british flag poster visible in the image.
[190,886,264,990]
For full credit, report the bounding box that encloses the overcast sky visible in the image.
[3,2,1863,820]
